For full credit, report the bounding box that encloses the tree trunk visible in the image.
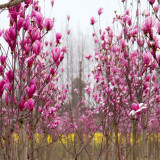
[142,127,148,160]
[105,133,109,160]
[115,123,120,160]
[21,122,27,160]
[132,120,137,160]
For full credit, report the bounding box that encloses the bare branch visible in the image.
[0,0,27,9]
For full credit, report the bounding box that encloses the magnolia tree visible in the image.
[0,0,68,160]
[87,1,160,160]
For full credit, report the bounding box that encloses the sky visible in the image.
[41,0,121,33]
[0,0,121,34]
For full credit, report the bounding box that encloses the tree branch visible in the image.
[0,0,27,9]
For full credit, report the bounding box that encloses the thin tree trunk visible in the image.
[132,120,137,160]
[5,127,11,160]
[105,133,109,160]
[156,133,159,160]
[142,127,148,160]
[21,122,27,160]
[115,123,120,160]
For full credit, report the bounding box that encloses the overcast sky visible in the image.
[0,0,122,34]
[41,0,121,33]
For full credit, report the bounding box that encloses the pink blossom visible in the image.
[4,82,12,92]
[50,67,55,76]
[50,41,53,46]
[24,0,31,7]
[67,15,70,21]
[44,18,54,31]
[19,98,25,111]
[144,16,154,32]
[48,106,56,115]
[74,88,78,94]
[0,65,3,74]
[148,0,155,5]
[98,8,103,15]
[90,17,96,25]
[154,5,159,12]
[26,84,37,98]
[45,41,48,46]
[25,98,34,111]
[120,39,126,48]
[131,103,139,111]
[17,17,24,31]
[85,54,92,60]
[109,112,113,116]
[34,12,43,26]
[145,75,151,82]
[56,32,62,44]
[52,47,61,62]
[67,29,70,35]
[0,55,6,64]
[33,40,42,55]
[51,0,54,7]
[0,79,5,97]
[143,52,152,65]
[6,70,14,83]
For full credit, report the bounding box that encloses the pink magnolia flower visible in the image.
[34,12,43,27]
[45,41,48,46]
[52,47,61,62]
[148,0,155,5]
[33,40,42,55]
[154,4,159,12]
[67,15,70,21]
[130,103,147,116]
[26,84,37,98]
[4,82,12,92]
[25,98,34,111]
[85,54,92,60]
[51,0,54,7]
[48,106,56,115]
[6,70,14,83]
[0,65,3,74]
[19,98,25,111]
[17,17,24,31]
[74,88,78,94]
[44,18,54,31]
[131,103,139,111]
[0,79,5,97]
[50,41,53,46]
[3,27,16,43]
[90,17,96,25]
[98,8,103,15]
[50,67,55,76]
[67,29,71,35]
[30,29,40,41]
[56,32,62,44]
[143,52,152,65]
[24,0,32,7]
[143,16,154,32]
[0,55,6,64]
[120,39,126,48]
